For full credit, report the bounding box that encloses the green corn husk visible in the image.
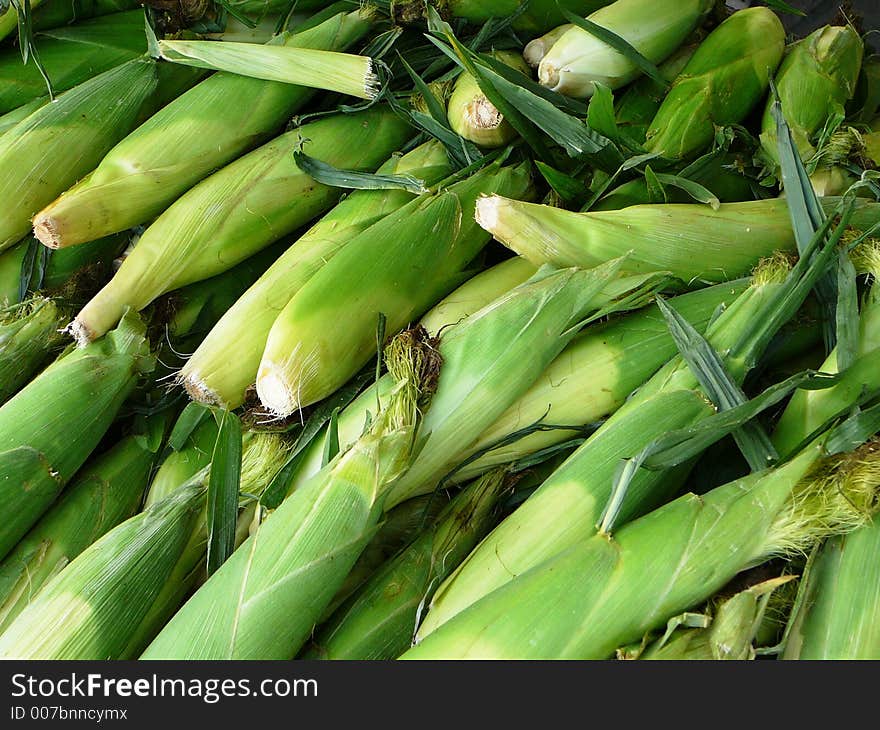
[446,51,529,148]
[592,153,755,211]
[140,332,433,660]
[325,493,452,620]
[644,7,785,161]
[475,195,880,284]
[0,311,152,561]
[613,41,699,143]
[307,469,508,660]
[419,257,538,336]
[783,518,880,660]
[759,25,864,173]
[382,266,678,511]
[0,97,48,138]
[405,437,880,660]
[255,161,533,416]
[416,246,838,639]
[0,298,67,404]
[281,256,542,497]
[0,58,159,252]
[70,107,412,344]
[0,482,204,660]
[0,10,148,115]
[144,416,219,508]
[0,414,166,633]
[180,141,452,409]
[31,10,374,249]
[455,280,748,482]
[536,0,712,99]
[523,24,573,68]
[156,38,378,99]
[0,430,289,659]
[0,0,137,38]
[164,241,289,346]
[639,576,794,660]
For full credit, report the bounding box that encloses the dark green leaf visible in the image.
[759,0,806,15]
[770,80,838,352]
[824,401,880,455]
[535,161,590,205]
[294,150,428,194]
[408,108,483,169]
[560,7,668,89]
[644,165,667,203]
[653,172,720,209]
[835,248,860,372]
[167,401,211,451]
[477,49,587,117]
[206,409,242,576]
[586,82,618,141]
[598,369,836,533]
[656,297,778,472]
[733,207,854,363]
[321,408,341,467]
[398,52,449,126]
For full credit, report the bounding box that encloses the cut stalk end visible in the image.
[65,318,97,348]
[474,194,504,236]
[32,215,62,250]
[255,363,300,419]
[523,39,549,68]
[364,59,381,100]
[178,372,224,407]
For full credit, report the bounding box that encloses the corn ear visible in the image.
[405,439,880,659]
[0,58,158,251]
[256,161,533,416]
[613,41,699,143]
[447,51,529,148]
[0,416,165,633]
[0,481,206,659]
[524,24,574,68]
[773,243,880,458]
[537,0,712,98]
[0,311,152,560]
[645,7,785,161]
[164,240,288,346]
[281,256,540,498]
[141,332,434,659]
[180,141,452,409]
[70,107,412,344]
[783,516,880,660]
[308,469,508,660]
[32,9,374,248]
[156,39,378,99]
[0,297,67,404]
[475,195,880,284]
[760,25,864,172]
